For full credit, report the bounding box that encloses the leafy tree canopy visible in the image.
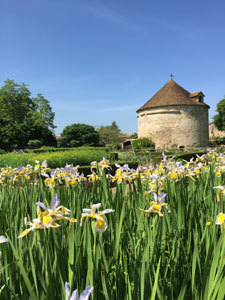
[213,97,225,131]
[32,94,56,131]
[0,79,56,150]
[97,121,121,146]
[110,121,121,134]
[60,123,99,147]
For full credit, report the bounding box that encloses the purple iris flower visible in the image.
[36,194,60,212]
[65,282,93,300]
[153,192,167,203]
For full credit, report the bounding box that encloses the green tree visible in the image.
[60,123,99,147]
[0,79,56,150]
[97,121,121,146]
[110,121,121,133]
[32,94,56,132]
[213,97,225,131]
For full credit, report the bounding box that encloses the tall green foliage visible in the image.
[0,80,56,150]
[213,97,225,131]
[59,123,99,147]
[97,121,121,146]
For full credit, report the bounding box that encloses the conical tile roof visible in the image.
[137,78,210,112]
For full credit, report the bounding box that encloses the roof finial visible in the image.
[170,74,174,80]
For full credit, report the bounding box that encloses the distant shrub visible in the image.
[109,152,119,161]
[131,138,155,150]
[24,149,32,153]
[0,149,6,154]
[27,139,43,149]
[57,137,69,148]
[209,137,225,147]
[108,142,120,151]
[22,146,106,154]
[40,146,57,150]
[70,140,80,147]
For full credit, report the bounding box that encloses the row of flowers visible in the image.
[0,150,224,188]
[18,194,115,238]
[0,150,225,233]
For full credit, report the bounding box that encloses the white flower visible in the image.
[80,203,114,233]
[216,212,225,225]
[214,186,225,195]
[0,236,8,244]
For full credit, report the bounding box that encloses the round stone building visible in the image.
[137,77,210,149]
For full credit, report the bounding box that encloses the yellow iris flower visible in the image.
[18,194,76,238]
[91,157,111,174]
[216,213,225,225]
[80,203,114,233]
[140,192,170,217]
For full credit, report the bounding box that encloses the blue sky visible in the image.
[1,0,225,135]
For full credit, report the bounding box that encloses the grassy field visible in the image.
[0,152,225,299]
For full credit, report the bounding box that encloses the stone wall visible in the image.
[137,105,209,149]
[209,123,225,138]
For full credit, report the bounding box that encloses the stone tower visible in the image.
[137,78,210,149]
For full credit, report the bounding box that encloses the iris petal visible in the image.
[79,286,94,300]
[51,194,59,210]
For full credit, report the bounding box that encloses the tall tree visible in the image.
[110,121,121,134]
[0,79,56,150]
[59,123,99,147]
[32,93,56,131]
[213,97,225,131]
[97,121,121,145]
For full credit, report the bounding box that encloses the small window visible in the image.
[198,96,203,103]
